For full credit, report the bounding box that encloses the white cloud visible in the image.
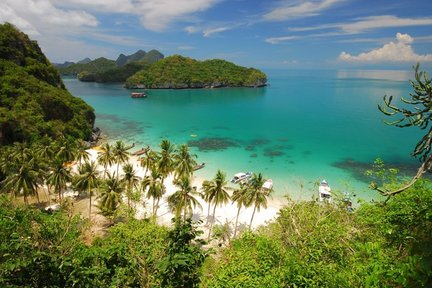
[265,35,298,44]
[289,15,432,35]
[264,0,342,21]
[339,33,432,63]
[185,25,200,34]
[136,0,218,32]
[203,26,231,37]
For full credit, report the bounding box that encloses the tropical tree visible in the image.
[46,158,72,204]
[173,144,197,180]
[55,136,76,163]
[75,139,90,165]
[168,176,202,220]
[376,64,432,195]
[74,161,99,220]
[112,141,131,179]
[201,170,231,240]
[247,173,271,229]
[1,160,40,205]
[97,143,114,178]
[121,163,140,211]
[231,183,251,237]
[97,172,123,221]
[140,149,158,176]
[141,167,165,217]
[157,139,175,184]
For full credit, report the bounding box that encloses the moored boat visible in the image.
[131,92,147,98]
[231,172,252,184]
[318,179,332,202]
[193,162,206,171]
[262,179,273,190]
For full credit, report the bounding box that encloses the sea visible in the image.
[63,69,423,202]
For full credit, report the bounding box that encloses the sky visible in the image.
[1,0,432,69]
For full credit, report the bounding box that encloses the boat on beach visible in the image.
[318,179,332,202]
[131,92,147,98]
[231,172,252,184]
[193,162,206,171]
[262,179,273,190]
[131,146,150,156]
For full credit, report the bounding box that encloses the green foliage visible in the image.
[204,190,432,287]
[0,23,95,146]
[159,217,207,288]
[125,55,267,89]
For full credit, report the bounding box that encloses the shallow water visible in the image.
[64,69,422,201]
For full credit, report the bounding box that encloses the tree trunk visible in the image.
[155,197,160,217]
[88,187,92,220]
[249,204,257,229]
[233,206,241,238]
[208,203,217,240]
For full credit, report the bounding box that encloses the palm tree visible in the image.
[97,143,114,178]
[168,175,202,220]
[173,144,197,180]
[2,160,40,205]
[74,161,99,220]
[112,141,131,179]
[55,137,76,163]
[97,172,123,221]
[46,158,72,204]
[75,139,90,165]
[201,170,231,240]
[247,173,270,229]
[140,149,158,177]
[231,183,251,238]
[121,163,140,211]
[141,167,165,217]
[157,139,175,184]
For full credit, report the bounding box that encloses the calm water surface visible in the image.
[64,69,422,200]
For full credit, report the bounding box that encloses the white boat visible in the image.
[231,172,252,184]
[262,179,273,190]
[318,180,332,202]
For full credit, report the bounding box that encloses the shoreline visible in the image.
[84,147,286,234]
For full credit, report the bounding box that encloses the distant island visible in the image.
[55,49,164,83]
[125,55,267,89]
[55,52,267,89]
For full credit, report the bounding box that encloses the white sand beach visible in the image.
[79,148,286,238]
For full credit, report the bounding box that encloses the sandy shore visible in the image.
[71,148,286,239]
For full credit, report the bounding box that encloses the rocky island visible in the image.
[125,55,267,89]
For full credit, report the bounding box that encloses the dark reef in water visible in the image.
[187,137,239,151]
[332,158,428,184]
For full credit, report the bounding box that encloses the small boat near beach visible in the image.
[318,179,332,202]
[193,162,206,171]
[262,179,273,190]
[231,172,252,184]
[131,92,147,98]
[131,146,150,156]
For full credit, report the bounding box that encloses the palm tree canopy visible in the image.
[169,176,202,218]
[173,144,197,179]
[74,161,99,195]
[201,170,230,207]
[157,139,175,178]
[142,168,165,200]
[98,172,123,216]
[247,173,270,212]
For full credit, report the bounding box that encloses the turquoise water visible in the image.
[63,69,422,200]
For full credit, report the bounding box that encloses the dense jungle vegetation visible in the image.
[0,23,95,145]
[125,55,268,89]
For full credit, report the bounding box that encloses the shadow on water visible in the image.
[187,137,239,151]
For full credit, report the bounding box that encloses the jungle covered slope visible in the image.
[125,55,267,89]
[0,23,94,145]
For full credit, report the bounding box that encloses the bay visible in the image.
[63,69,421,201]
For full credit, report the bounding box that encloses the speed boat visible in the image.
[318,180,332,202]
[231,172,252,184]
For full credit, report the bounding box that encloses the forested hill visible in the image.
[56,49,164,83]
[125,55,267,89]
[0,23,95,145]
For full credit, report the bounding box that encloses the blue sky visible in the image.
[1,0,432,69]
